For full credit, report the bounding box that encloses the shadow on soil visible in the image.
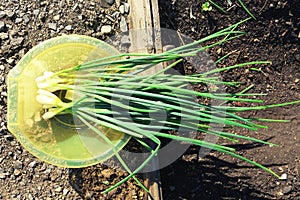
[160,144,284,200]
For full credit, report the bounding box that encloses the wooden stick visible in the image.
[128,0,163,199]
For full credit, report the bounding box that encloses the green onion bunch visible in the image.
[34,19,300,194]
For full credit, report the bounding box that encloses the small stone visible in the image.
[0,33,8,40]
[112,11,120,18]
[14,169,22,176]
[28,194,34,200]
[40,163,47,171]
[14,160,23,169]
[8,167,14,174]
[40,1,48,6]
[124,3,130,13]
[11,37,24,46]
[53,15,60,21]
[15,18,22,23]
[6,10,14,18]
[119,5,125,14]
[0,77,4,84]
[101,25,112,33]
[65,25,72,31]
[0,21,5,31]
[33,9,40,15]
[115,0,121,6]
[7,57,14,64]
[43,168,51,174]
[28,161,37,168]
[90,1,96,6]
[0,65,4,71]
[295,78,299,83]
[63,188,69,196]
[119,16,128,32]
[106,15,114,22]
[54,186,62,192]
[106,0,115,5]
[0,92,5,98]
[23,15,30,24]
[279,173,287,180]
[283,186,292,194]
[0,173,6,179]
[0,11,6,18]
[1,122,6,128]
[276,181,280,185]
[48,23,57,30]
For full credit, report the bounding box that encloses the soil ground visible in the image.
[0,0,299,199]
[159,0,300,199]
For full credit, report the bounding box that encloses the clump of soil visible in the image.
[69,164,145,200]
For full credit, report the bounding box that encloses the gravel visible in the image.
[0,0,130,199]
[101,25,113,33]
[106,0,116,6]
[124,3,130,13]
[119,5,125,14]
[120,16,128,32]
[0,21,5,31]
[48,23,57,31]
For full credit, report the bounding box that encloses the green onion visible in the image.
[34,18,298,193]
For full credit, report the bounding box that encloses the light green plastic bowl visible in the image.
[7,35,131,167]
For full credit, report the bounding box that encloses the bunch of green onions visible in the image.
[35,19,300,194]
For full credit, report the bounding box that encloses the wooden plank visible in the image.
[128,0,154,53]
[150,0,163,54]
[127,0,164,199]
[128,0,163,75]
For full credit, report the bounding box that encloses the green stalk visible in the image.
[200,61,271,76]
[77,114,150,193]
[72,85,262,130]
[215,50,237,64]
[237,0,256,20]
[208,0,226,13]
[216,100,300,112]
